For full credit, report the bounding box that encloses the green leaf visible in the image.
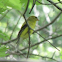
[20,0,28,3]
[0,0,22,13]
[20,0,28,9]
[8,0,21,10]
[0,52,9,57]
[0,8,6,14]
[0,46,9,52]
[0,0,7,13]
[0,46,9,57]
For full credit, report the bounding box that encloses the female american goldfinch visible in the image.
[18,16,39,40]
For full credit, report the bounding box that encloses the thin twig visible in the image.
[5,20,9,32]
[51,51,56,58]
[0,37,17,45]
[47,0,62,11]
[0,10,10,21]
[37,0,62,5]
[29,0,37,14]
[27,28,30,58]
[23,0,30,15]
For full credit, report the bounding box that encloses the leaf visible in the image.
[0,52,9,57]
[0,0,22,13]
[0,46,9,57]
[0,46,9,52]
[0,8,6,14]
[20,0,28,9]
[0,0,7,13]
[8,0,21,10]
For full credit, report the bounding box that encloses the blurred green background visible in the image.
[0,0,62,61]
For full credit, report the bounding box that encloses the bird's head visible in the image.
[28,16,39,21]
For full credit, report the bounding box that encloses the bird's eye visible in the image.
[35,17,37,18]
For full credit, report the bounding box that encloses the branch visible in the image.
[0,37,17,45]
[34,11,62,32]
[47,0,62,11]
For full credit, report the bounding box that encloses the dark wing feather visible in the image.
[17,24,28,37]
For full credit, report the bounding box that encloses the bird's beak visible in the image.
[37,18,39,21]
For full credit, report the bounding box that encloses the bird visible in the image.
[17,16,39,40]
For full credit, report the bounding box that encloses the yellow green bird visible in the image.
[17,16,39,41]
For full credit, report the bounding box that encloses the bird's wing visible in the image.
[18,22,28,37]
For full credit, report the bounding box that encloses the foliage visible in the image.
[0,46,9,57]
[0,0,62,61]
